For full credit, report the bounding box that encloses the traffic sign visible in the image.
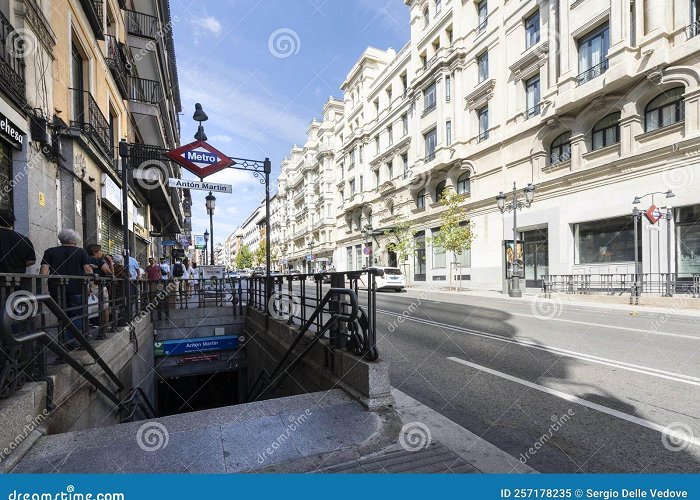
[164,140,234,179]
[168,178,233,194]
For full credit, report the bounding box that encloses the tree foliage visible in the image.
[386,214,416,263]
[235,244,254,269]
[431,190,474,262]
[253,240,267,267]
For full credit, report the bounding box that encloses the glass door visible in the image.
[523,229,549,288]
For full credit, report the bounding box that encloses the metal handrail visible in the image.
[576,58,609,86]
[124,9,161,39]
[0,9,26,107]
[69,88,112,158]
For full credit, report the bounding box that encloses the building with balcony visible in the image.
[50,0,182,264]
[266,0,700,291]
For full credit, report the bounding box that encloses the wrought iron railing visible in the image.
[576,58,609,86]
[104,35,130,98]
[127,76,163,104]
[0,10,26,108]
[542,273,700,300]
[422,102,437,116]
[686,20,700,39]
[70,88,112,158]
[125,9,161,39]
[477,19,488,34]
[478,130,489,142]
[79,0,104,40]
[524,103,541,120]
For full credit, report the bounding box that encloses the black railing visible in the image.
[524,103,541,120]
[104,35,130,98]
[422,102,437,117]
[686,20,700,39]
[247,270,379,362]
[576,58,609,86]
[0,10,26,108]
[125,9,161,39]
[128,76,163,104]
[478,130,489,142]
[70,88,112,158]
[542,273,700,300]
[424,151,436,162]
[477,19,487,34]
[79,0,104,40]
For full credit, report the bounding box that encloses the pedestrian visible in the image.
[39,229,93,349]
[191,262,200,293]
[86,244,114,330]
[172,258,185,300]
[145,258,161,281]
[183,258,194,298]
[159,257,170,281]
[128,254,141,280]
[0,209,36,274]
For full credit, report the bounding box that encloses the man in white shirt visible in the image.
[159,257,171,281]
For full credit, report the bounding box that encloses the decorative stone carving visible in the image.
[465,79,496,110]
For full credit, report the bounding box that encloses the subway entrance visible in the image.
[157,369,246,416]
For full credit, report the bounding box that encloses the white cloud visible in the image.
[192,16,223,36]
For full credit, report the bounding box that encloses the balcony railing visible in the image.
[424,151,436,163]
[125,9,161,39]
[0,10,26,108]
[422,102,437,117]
[524,103,541,120]
[477,19,487,34]
[576,58,609,86]
[70,88,112,158]
[127,76,163,104]
[104,35,130,99]
[80,0,104,40]
[686,20,700,39]
[478,130,489,142]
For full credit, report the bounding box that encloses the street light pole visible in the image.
[307,240,315,274]
[206,191,216,266]
[203,230,209,266]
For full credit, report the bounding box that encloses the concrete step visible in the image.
[12,389,398,473]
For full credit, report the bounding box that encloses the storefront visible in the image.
[522,228,549,287]
[0,111,25,213]
[676,204,700,276]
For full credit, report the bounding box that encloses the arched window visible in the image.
[550,132,572,165]
[435,180,446,202]
[592,112,621,150]
[416,189,426,209]
[456,172,471,195]
[645,87,685,132]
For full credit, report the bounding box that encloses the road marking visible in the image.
[506,311,699,341]
[377,309,700,386]
[447,357,700,448]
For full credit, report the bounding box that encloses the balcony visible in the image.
[0,11,26,109]
[478,131,489,143]
[128,76,163,104]
[79,0,104,40]
[70,88,111,159]
[104,35,130,99]
[422,102,437,117]
[524,103,541,120]
[686,20,700,39]
[125,9,161,39]
[576,59,609,87]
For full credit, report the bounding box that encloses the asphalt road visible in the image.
[287,281,700,473]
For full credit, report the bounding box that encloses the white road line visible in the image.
[447,357,700,448]
[506,311,699,341]
[376,309,700,386]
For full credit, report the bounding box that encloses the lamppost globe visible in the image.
[524,183,536,204]
[496,192,506,212]
[205,192,216,213]
[193,103,208,123]
[203,230,209,243]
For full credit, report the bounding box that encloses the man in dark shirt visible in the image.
[40,229,93,348]
[0,209,36,274]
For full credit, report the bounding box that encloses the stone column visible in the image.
[619,115,643,156]
[682,88,700,136]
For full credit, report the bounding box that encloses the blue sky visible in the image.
[170,0,410,248]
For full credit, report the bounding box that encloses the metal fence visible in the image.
[542,273,700,300]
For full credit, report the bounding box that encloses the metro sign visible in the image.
[164,140,234,179]
[645,204,663,224]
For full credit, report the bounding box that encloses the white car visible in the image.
[373,267,406,291]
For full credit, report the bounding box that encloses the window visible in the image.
[477,51,489,83]
[447,26,453,45]
[455,248,472,268]
[445,75,451,102]
[0,142,12,212]
[349,148,356,169]
[402,113,408,135]
[435,0,442,15]
[339,189,344,202]
[575,216,639,264]
[477,1,488,33]
[386,86,393,105]
[577,24,610,85]
[416,189,426,209]
[456,172,470,195]
[71,44,86,122]
[432,229,446,268]
[525,75,541,118]
[645,87,685,132]
[435,180,447,202]
[424,83,437,114]
[525,11,540,49]
[375,136,380,154]
[375,170,380,189]
[388,162,394,180]
[478,106,489,142]
[387,125,393,146]
[414,232,427,280]
[349,179,355,197]
[359,175,364,192]
[424,128,438,161]
[550,132,572,165]
[446,120,452,146]
[677,205,700,274]
[423,6,430,29]
[374,99,379,117]
[592,112,621,150]
[401,73,408,94]
[402,153,409,178]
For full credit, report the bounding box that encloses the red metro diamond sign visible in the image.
[164,140,234,179]
[645,204,663,225]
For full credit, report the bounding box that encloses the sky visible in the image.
[170,0,411,248]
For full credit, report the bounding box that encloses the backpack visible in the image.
[173,263,184,277]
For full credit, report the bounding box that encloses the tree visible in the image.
[431,190,475,287]
[386,214,416,264]
[253,240,267,267]
[235,244,253,269]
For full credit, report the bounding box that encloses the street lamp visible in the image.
[203,230,209,266]
[193,102,208,141]
[206,191,216,266]
[307,240,315,274]
[496,182,536,297]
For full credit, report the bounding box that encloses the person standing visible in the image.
[159,257,171,281]
[145,258,161,281]
[0,209,36,274]
[40,229,93,349]
[86,244,114,330]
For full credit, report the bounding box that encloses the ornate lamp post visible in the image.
[307,240,315,274]
[203,230,209,266]
[496,182,536,297]
[205,192,216,266]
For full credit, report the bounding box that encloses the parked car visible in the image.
[373,267,406,292]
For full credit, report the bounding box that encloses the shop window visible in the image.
[575,216,639,264]
[0,142,12,212]
[677,205,700,275]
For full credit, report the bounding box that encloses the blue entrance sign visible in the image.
[154,335,239,357]
[184,150,219,164]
